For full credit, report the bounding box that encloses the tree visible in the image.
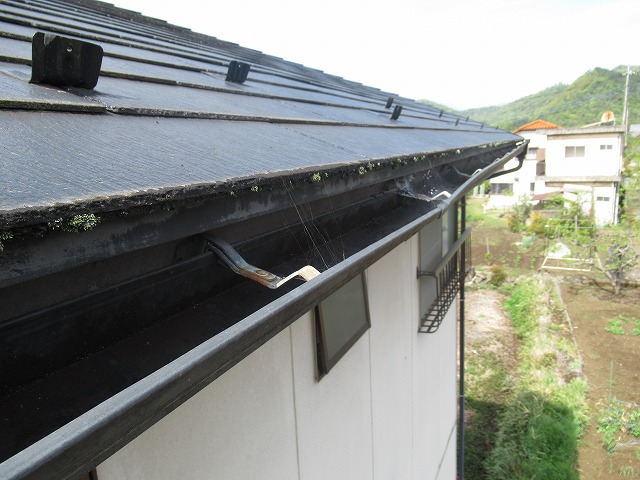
[506,195,531,232]
[596,219,640,295]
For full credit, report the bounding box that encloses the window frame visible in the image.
[526,147,538,159]
[490,183,513,195]
[315,273,371,378]
[565,145,585,158]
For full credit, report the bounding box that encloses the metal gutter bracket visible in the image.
[205,238,320,289]
[226,60,251,84]
[30,32,103,89]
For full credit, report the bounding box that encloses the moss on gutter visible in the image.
[48,214,101,233]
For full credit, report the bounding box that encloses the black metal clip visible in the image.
[385,97,394,109]
[226,60,251,84]
[30,32,103,89]
[391,105,402,120]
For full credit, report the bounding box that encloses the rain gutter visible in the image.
[0,141,527,480]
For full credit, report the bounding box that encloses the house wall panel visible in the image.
[291,313,374,480]
[96,328,299,480]
[368,240,415,480]
[546,133,622,177]
[97,224,459,480]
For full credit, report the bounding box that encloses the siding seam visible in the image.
[289,326,302,480]
[366,269,376,480]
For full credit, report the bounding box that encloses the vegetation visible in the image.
[623,136,640,209]
[0,230,13,251]
[595,218,640,295]
[606,317,628,336]
[598,399,640,453]
[464,350,511,479]
[457,66,640,132]
[486,279,588,479]
[506,195,531,233]
[47,213,100,233]
[605,315,640,336]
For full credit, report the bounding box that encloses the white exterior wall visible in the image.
[593,183,618,226]
[488,130,553,206]
[545,132,622,225]
[545,133,622,178]
[97,220,459,480]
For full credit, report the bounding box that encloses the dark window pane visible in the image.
[316,274,369,375]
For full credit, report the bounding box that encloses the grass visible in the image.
[464,352,511,479]
[466,198,507,229]
[485,278,589,480]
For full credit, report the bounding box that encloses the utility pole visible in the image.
[622,65,631,147]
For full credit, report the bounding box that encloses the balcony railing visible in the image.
[418,228,472,333]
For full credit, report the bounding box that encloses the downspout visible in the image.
[458,195,466,480]
[457,143,526,480]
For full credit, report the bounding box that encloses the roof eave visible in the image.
[0,141,527,480]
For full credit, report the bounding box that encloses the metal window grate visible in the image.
[418,228,471,333]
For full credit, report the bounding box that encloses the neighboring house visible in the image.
[489,119,560,207]
[543,126,624,225]
[0,2,524,480]
[489,118,624,225]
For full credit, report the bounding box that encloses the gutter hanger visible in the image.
[205,238,320,289]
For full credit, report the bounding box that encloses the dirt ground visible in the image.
[465,288,518,368]
[463,286,520,478]
[467,198,640,478]
[559,277,640,479]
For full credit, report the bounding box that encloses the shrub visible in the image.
[528,212,547,235]
[490,265,507,287]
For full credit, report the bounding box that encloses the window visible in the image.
[418,228,471,333]
[600,144,613,150]
[315,274,370,377]
[596,196,610,202]
[530,183,535,193]
[490,183,512,194]
[526,147,538,159]
[565,146,585,158]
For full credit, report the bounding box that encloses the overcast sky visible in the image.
[108,0,640,110]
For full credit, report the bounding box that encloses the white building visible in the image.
[489,119,624,225]
[488,119,560,208]
[542,126,624,225]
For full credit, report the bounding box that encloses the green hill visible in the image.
[430,66,640,132]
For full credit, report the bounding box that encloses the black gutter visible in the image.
[0,141,526,480]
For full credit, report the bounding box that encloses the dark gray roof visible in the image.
[0,0,519,228]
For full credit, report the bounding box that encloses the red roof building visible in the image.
[513,119,561,134]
